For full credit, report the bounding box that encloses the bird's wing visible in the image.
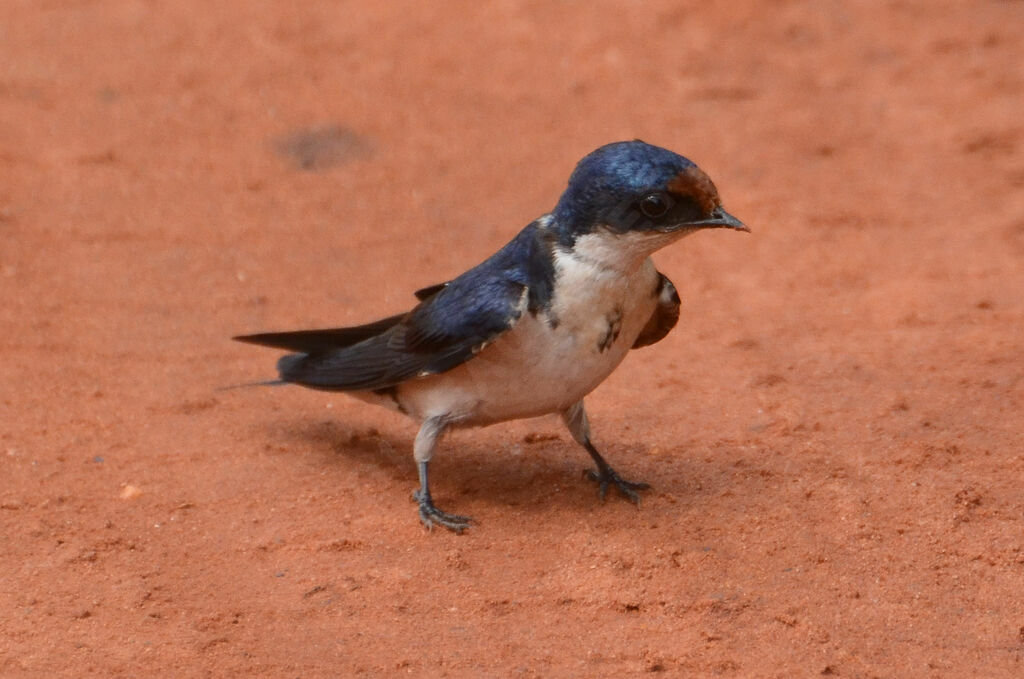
[235,218,555,392]
[413,282,449,300]
[263,274,529,392]
[632,272,680,349]
[234,282,448,353]
[233,313,408,354]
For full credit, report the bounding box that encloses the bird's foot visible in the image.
[413,489,472,533]
[584,467,651,505]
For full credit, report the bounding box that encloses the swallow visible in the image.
[235,140,748,532]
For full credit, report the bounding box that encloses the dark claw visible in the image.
[413,489,472,533]
[584,468,651,505]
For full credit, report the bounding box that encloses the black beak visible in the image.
[687,207,750,232]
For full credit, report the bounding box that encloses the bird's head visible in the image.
[551,141,748,263]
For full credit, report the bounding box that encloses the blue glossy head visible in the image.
[551,140,745,242]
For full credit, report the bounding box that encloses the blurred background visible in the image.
[2,1,1022,676]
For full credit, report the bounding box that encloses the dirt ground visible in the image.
[2,1,1023,676]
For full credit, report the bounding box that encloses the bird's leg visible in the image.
[561,401,651,505]
[412,416,471,533]
[414,460,472,533]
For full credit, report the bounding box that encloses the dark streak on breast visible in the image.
[598,306,623,352]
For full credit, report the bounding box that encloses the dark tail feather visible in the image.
[276,353,306,383]
[219,353,310,391]
[273,352,372,392]
[214,378,289,392]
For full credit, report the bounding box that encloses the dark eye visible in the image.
[639,192,670,218]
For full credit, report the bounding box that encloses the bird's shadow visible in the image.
[265,417,693,517]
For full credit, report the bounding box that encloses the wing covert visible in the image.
[277,276,528,391]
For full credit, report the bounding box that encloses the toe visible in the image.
[433,512,471,533]
[619,485,641,505]
[584,468,651,504]
[417,502,472,534]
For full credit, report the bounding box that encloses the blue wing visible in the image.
[234,220,556,392]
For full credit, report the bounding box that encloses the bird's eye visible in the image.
[639,192,670,218]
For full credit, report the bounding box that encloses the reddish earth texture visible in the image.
[2,1,1023,677]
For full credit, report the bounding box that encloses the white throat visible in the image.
[567,227,688,274]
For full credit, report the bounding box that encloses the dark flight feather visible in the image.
[233,313,407,353]
[235,219,556,392]
[413,282,448,301]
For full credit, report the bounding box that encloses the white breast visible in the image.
[391,230,663,426]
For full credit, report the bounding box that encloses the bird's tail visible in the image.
[218,353,307,392]
[214,378,289,392]
[274,354,305,383]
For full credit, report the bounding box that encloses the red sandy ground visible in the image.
[2,1,1023,676]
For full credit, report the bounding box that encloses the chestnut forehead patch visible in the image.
[666,165,721,214]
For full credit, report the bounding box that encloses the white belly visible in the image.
[390,252,661,426]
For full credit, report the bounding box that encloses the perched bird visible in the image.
[235,140,748,532]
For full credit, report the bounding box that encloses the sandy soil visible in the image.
[2,1,1023,676]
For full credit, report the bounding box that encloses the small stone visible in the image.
[120,484,142,500]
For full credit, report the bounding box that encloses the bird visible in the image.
[234,140,748,532]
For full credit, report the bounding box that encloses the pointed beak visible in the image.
[688,207,750,232]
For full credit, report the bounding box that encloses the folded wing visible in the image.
[234,276,528,392]
[234,218,556,392]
